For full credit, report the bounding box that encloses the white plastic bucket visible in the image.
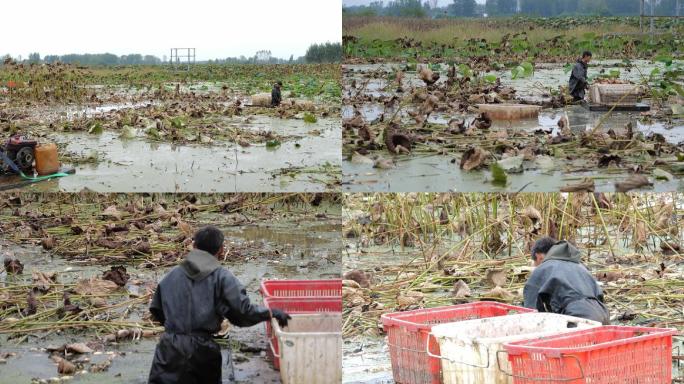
[272,313,342,384]
[428,312,601,384]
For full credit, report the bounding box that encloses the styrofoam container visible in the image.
[589,84,643,105]
[429,313,601,384]
[476,104,542,120]
[272,313,342,384]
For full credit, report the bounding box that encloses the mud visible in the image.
[343,61,684,193]
[341,199,684,383]
[0,203,342,383]
[0,116,340,193]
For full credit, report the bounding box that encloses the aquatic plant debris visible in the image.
[0,192,342,382]
[0,63,342,192]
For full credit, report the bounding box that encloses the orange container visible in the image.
[34,143,60,175]
[504,326,676,383]
[381,302,535,384]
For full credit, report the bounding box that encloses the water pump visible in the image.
[1,135,38,174]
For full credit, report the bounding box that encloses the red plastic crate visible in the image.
[260,279,342,299]
[503,326,677,384]
[263,296,342,370]
[381,302,535,384]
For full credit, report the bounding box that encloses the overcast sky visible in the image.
[3,0,341,61]
[343,0,485,6]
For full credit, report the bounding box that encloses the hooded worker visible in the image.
[569,51,592,102]
[271,81,283,107]
[148,226,291,384]
[523,237,610,325]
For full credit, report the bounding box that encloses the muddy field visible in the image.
[341,193,684,383]
[343,60,684,193]
[0,64,341,193]
[0,193,342,383]
[343,16,684,63]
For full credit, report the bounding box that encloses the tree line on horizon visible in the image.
[343,0,682,18]
[3,43,342,66]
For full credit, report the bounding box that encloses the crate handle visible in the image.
[496,350,585,381]
[269,339,280,359]
[425,332,491,368]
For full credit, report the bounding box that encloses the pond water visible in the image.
[0,209,342,383]
[1,116,340,193]
[343,61,684,193]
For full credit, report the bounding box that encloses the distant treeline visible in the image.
[211,43,341,64]
[3,43,342,66]
[304,43,343,63]
[343,0,682,18]
[40,53,162,66]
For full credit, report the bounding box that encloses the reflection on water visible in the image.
[344,61,684,193]
[1,116,340,193]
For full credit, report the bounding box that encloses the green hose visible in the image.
[18,171,70,181]
[1,148,70,181]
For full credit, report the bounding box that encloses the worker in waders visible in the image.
[148,226,291,384]
[523,237,610,325]
[271,81,283,107]
[569,51,592,102]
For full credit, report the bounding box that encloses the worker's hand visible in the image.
[270,309,291,328]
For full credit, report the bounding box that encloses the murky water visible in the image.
[343,338,394,384]
[343,61,684,192]
[0,209,342,383]
[341,202,684,383]
[342,244,413,384]
[0,116,340,193]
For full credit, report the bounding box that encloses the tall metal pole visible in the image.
[650,0,655,41]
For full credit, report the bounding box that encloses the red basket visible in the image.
[503,326,677,384]
[380,302,535,384]
[260,279,342,299]
[263,296,342,369]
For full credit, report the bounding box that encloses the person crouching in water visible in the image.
[271,81,283,107]
[523,237,610,324]
[148,226,291,383]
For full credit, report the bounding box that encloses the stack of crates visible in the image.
[260,279,342,370]
[430,313,601,384]
[271,313,342,384]
[381,302,535,384]
[503,325,677,383]
[381,302,678,384]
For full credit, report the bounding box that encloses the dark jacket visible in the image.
[523,241,610,325]
[148,249,270,384]
[569,59,589,100]
[271,86,282,107]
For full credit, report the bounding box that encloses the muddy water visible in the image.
[0,116,340,193]
[341,211,684,383]
[499,60,671,103]
[343,244,416,384]
[343,339,394,384]
[0,210,342,383]
[344,61,684,193]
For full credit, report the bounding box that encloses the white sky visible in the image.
[343,0,485,6]
[3,0,342,61]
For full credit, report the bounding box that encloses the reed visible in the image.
[343,192,684,337]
